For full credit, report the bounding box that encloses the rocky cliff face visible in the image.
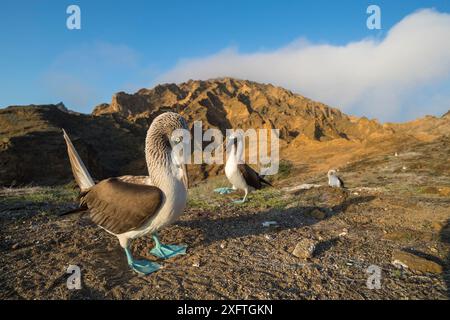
[1,79,448,186]
[385,113,450,141]
[93,78,391,142]
[0,104,148,186]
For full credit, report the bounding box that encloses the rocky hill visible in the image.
[0,104,148,186]
[385,112,450,141]
[0,78,448,186]
[93,78,391,142]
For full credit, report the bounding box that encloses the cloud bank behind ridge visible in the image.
[157,9,450,122]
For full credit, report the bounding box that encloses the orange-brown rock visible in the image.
[1,78,449,186]
[93,78,393,142]
[0,104,148,186]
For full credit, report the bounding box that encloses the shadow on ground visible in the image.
[440,218,450,298]
[177,195,375,246]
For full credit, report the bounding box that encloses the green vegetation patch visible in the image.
[0,184,78,207]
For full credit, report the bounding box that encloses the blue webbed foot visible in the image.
[125,247,161,275]
[130,259,162,275]
[150,244,187,259]
[214,187,235,195]
[150,234,187,259]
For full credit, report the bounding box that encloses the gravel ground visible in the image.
[1,139,449,300]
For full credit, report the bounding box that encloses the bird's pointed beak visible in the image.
[181,164,189,189]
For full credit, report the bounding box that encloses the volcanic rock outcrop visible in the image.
[1,78,448,186]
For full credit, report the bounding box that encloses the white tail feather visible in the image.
[62,129,95,191]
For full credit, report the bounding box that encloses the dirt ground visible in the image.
[0,138,449,300]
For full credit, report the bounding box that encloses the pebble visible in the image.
[292,239,316,260]
[308,209,327,220]
[392,250,443,274]
[262,221,278,227]
[392,259,409,269]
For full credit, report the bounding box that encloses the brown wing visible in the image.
[81,178,163,234]
[337,177,345,188]
[238,164,264,189]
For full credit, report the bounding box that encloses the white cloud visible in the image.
[157,9,450,121]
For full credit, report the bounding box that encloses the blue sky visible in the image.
[1,0,450,121]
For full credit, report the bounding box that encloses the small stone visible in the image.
[431,221,444,231]
[11,243,19,250]
[220,243,226,249]
[285,202,297,209]
[309,209,327,220]
[339,228,348,237]
[391,250,443,274]
[392,259,409,269]
[192,261,200,267]
[292,239,316,260]
[262,221,277,227]
[438,187,450,197]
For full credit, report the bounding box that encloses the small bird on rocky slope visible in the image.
[215,133,272,203]
[327,169,345,188]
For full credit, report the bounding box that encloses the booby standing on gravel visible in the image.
[215,134,272,203]
[327,169,345,188]
[61,112,189,275]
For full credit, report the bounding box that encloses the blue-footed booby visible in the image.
[215,134,272,203]
[61,112,189,275]
[327,169,345,188]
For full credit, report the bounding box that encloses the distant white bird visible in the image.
[327,170,345,188]
[215,133,272,203]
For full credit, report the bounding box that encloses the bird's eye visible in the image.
[172,137,182,144]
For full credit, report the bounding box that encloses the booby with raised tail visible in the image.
[215,134,272,203]
[61,112,189,275]
[327,169,345,188]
